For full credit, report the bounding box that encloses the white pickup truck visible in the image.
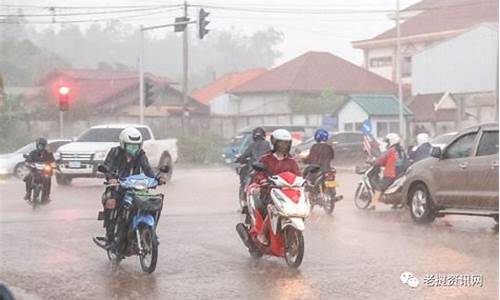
[55,124,178,185]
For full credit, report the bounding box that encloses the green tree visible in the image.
[289,90,345,114]
[0,94,30,153]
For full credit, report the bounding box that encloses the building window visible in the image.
[370,56,392,68]
[344,122,363,132]
[402,56,412,77]
[377,121,400,137]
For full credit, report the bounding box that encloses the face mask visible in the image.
[125,144,140,156]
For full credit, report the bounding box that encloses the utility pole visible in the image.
[139,26,145,125]
[181,0,189,135]
[496,48,499,121]
[396,0,405,141]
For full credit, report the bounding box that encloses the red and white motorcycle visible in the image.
[236,162,310,268]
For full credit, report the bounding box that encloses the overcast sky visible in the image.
[7,0,421,66]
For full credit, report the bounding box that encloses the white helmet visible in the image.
[385,133,401,147]
[416,133,430,146]
[271,129,292,152]
[119,127,143,156]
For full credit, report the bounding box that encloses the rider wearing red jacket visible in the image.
[254,129,299,244]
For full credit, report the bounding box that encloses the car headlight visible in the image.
[94,151,107,161]
[54,152,61,161]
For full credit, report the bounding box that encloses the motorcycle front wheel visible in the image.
[138,224,158,273]
[32,184,41,210]
[284,227,304,268]
[354,183,371,209]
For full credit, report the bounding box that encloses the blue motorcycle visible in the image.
[93,165,168,273]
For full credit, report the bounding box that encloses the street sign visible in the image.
[361,119,372,134]
[174,17,189,32]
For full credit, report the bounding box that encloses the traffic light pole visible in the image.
[139,26,145,125]
[181,1,188,135]
[59,111,64,138]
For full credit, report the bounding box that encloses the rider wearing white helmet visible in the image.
[97,127,165,246]
[368,132,407,210]
[409,133,432,163]
[253,129,300,244]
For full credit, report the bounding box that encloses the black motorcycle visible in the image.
[303,165,343,215]
[24,155,55,210]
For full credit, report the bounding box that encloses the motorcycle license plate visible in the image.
[68,161,81,168]
[324,180,337,188]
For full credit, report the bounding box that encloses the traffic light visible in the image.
[198,9,210,39]
[144,80,154,107]
[58,86,70,111]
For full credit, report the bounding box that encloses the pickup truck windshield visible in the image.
[77,127,152,142]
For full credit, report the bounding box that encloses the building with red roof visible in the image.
[29,68,207,119]
[192,68,266,106]
[219,51,400,134]
[352,0,498,85]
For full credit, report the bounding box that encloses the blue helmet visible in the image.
[314,128,329,142]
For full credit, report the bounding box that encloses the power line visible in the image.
[0,8,182,24]
[0,6,183,18]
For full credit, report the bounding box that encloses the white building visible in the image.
[412,23,499,129]
[352,0,498,86]
[337,94,412,138]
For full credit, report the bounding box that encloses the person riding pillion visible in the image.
[96,127,166,245]
[303,128,335,178]
[236,127,271,184]
[367,133,407,210]
[408,133,432,163]
[24,138,55,202]
[253,129,300,245]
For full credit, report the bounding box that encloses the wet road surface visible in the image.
[0,167,498,300]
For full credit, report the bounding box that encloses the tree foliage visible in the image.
[289,90,345,114]
[0,94,30,152]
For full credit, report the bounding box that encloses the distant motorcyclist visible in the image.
[367,133,407,210]
[236,127,271,186]
[303,128,334,180]
[95,127,166,246]
[23,138,55,202]
[409,133,432,163]
[254,129,299,244]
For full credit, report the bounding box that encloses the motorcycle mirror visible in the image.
[430,146,442,159]
[159,165,170,173]
[251,162,267,172]
[97,164,109,174]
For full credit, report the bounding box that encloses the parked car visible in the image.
[293,131,365,164]
[0,139,71,179]
[55,124,178,185]
[403,123,499,224]
[223,125,316,164]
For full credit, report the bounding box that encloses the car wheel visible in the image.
[14,163,29,179]
[159,153,172,182]
[409,184,435,224]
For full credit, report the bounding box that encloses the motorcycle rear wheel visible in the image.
[139,224,158,273]
[322,191,335,215]
[284,227,304,268]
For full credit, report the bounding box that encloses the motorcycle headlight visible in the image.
[94,151,107,161]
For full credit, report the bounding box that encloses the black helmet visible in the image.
[36,137,47,150]
[252,127,266,141]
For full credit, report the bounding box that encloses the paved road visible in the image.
[0,167,497,300]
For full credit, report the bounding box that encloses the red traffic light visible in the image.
[59,86,70,96]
